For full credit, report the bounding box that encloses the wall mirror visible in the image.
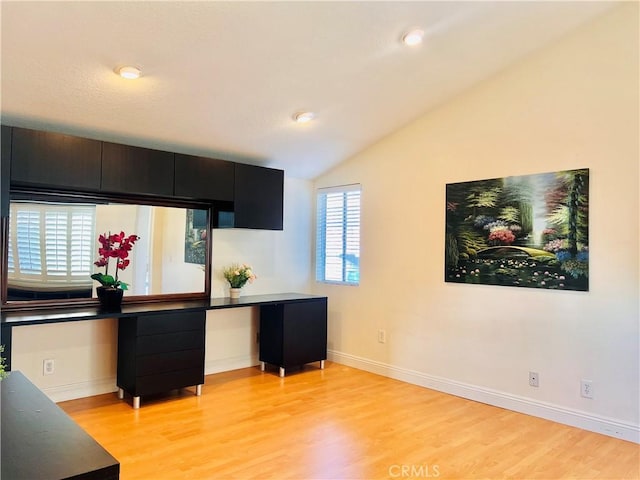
[2,191,211,309]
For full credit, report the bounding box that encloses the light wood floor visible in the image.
[59,362,639,480]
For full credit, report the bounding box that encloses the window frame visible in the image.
[315,184,361,286]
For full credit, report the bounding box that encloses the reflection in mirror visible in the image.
[5,199,208,304]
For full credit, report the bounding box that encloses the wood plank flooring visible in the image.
[59,362,639,480]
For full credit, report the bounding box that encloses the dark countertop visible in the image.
[1,293,326,326]
[1,371,120,480]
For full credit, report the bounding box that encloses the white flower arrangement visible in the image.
[223,263,257,289]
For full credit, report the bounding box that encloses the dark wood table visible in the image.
[1,371,119,479]
[1,293,327,371]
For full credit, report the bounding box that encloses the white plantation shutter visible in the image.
[7,225,14,273]
[69,212,94,275]
[15,209,41,275]
[316,184,361,285]
[8,202,95,287]
[45,210,68,276]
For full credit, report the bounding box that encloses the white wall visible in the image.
[157,206,205,295]
[10,176,313,400]
[313,4,639,442]
[12,319,118,400]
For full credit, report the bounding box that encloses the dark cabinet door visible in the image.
[282,300,327,367]
[1,126,11,217]
[234,163,283,230]
[259,305,284,365]
[174,154,235,202]
[10,127,102,191]
[101,142,174,196]
[259,298,328,369]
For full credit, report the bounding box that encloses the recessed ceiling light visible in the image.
[293,111,316,123]
[117,66,141,80]
[402,29,424,47]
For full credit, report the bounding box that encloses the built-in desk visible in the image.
[1,371,120,479]
[1,293,328,407]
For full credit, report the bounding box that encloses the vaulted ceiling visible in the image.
[1,1,615,179]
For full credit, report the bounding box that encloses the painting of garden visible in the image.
[184,209,207,265]
[445,169,589,291]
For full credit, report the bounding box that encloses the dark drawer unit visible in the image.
[259,298,327,377]
[117,310,206,408]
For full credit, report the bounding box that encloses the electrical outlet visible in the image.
[43,359,55,376]
[581,379,593,399]
[378,329,386,344]
[529,371,539,387]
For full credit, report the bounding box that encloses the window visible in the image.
[316,184,361,285]
[8,202,96,288]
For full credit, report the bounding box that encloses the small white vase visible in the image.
[229,288,242,299]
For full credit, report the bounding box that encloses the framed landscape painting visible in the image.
[445,169,589,291]
[184,209,207,265]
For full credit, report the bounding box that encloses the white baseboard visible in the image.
[42,377,118,403]
[40,355,261,403]
[205,354,259,375]
[328,350,640,444]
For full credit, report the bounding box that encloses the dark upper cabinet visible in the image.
[174,154,234,202]
[10,127,102,191]
[4,126,284,230]
[1,126,11,217]
[101,142,174,196]
[233,163,284,230]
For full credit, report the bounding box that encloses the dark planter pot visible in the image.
[97,287,124,311]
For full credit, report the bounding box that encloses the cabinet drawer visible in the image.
[137,311,204,335]
[136,330,204,356]
[136,349,204,376]
[135,368,204,397]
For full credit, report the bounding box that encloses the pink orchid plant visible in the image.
[91,231,139,290]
